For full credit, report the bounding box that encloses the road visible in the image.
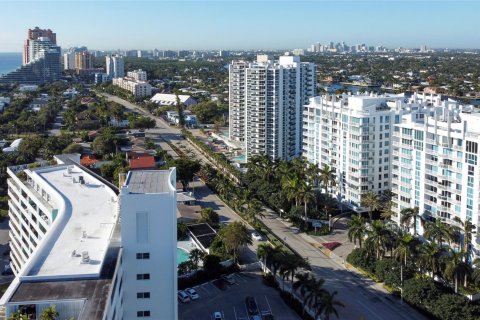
[101,93,424,320]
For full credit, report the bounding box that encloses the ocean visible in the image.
[0,52,22,75]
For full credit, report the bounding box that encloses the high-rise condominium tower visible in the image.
[106,55,125,79]
[229,55,316,160]
[23,27,56,65]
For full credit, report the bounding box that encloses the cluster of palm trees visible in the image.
[348,206,479,294]
[257,243,344,320]
[245,155,337,221]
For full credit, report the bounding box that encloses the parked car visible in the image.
[251,232,262,241]
[221,274,235,285]
[185,288,199,300]
[212,311,224,319]
[245,296,259,315]
[178,290,190,303]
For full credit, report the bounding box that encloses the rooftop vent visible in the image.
[81,251,90,263]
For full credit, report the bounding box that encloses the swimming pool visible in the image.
[232,155,246,162]
[177,248,190,265]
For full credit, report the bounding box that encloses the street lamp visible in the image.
[328,213,332,232]
[280,209,284,219]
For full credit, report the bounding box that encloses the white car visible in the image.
[251,232,262,241]
[178,290,190,303]
[185,287,199,300]
[213,312,223,320]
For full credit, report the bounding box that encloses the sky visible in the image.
[0,0,479,52]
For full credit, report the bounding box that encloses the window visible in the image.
[136,252,150,260]
[136,273,150,280]
[137,311,151,317]
[136,212,149,243]
[137,292,151,299]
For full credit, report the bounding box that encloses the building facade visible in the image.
[113,77,152,97]
[392,93,480,260]
[106,55,125,79]
[229,55,316,160]
[1,155,178,320]
[119,170,178,320]
[303,93,406,209]
[75,51,94,72]
[127,69,147,81]
[23,27,56,65]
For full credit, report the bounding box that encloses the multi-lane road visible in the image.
[101,93,424,320]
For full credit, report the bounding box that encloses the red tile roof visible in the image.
[80,154,98,166]
[129,156,156,170]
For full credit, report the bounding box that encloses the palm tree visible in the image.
[365,220,391,260]
[348,214,367,248]
[400,207,420,235]
[245,199,265,223]
[282,176,302,207]
[319,164,336,194]
[444,249,472,293]
[189,248,206,270]
[380,200,396,221]
[424,220,456,246]
[361,192,381,220]
[305,162,321,187]
[298,182,315,220]
[257,243,275,273]
[279,253,310,292]
[315,290,345,320]
[452,217,475,258]
[418,241,445,278]
[394,232,417,266]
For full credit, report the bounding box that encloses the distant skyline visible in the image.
[1,1,479,52]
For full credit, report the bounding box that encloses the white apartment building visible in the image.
[106,55,125,79]
[1,155,178,320]
[303,93,412,210]
[392,94,480,259]
[113,77,152,97]
[229,55,316,160]
[63,51,75,70]
[127,69,147,81]
[119,170,178,320]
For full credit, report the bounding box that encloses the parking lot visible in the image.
[179,272,300,320]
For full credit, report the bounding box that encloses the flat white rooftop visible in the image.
[27,165,117,278]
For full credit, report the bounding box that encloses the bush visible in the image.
[403,278,442,312]
[431,294,480,320]
[347,248,375,273]
[279,291,314,320]
[263,273,279,289]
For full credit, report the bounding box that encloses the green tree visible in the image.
[218,221,252,262]
[444,249,472,293]
[202,254,222,278]
[452,217,475,257]
[418,241,445,278]
[400,207,420,235]
[188,248,206,270]
[245,199,265,224]
[175,93,185,126]
[424,219,456,245]
[171,158,201,191]
[348,214,367,248]
[365,220,391,260]
[319,164,335,194]
[62,143,84,154]
[40,305,59,320]
[198,208,220,226]
[316,290,344,320]
[361,192,380,220]
[393,232,416,266]
[8,312,28,320]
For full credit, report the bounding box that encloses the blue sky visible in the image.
[0,1,479,51]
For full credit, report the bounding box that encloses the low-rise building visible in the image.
[150,93,197,107]
[113,77,152,97]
